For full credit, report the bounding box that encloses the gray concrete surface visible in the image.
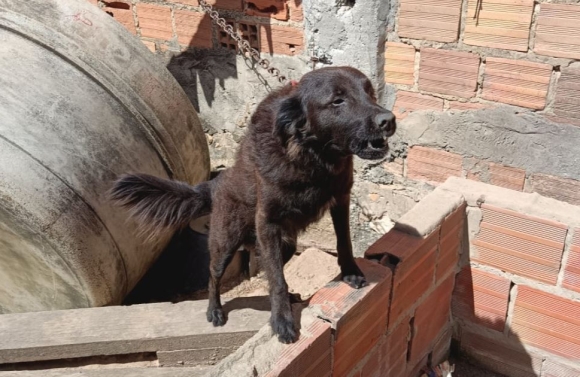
[396,107,580,180]
[303,0,390,99]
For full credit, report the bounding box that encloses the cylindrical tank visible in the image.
[0,0,210,313]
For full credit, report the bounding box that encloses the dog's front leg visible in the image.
[256,211,297,344]
[331,194,367,289]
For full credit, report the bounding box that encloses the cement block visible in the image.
[395,187,464,237]
[440,177,580,228]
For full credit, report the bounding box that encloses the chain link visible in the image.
[198,0,288,83]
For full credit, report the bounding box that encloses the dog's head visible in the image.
[275,66,396,160]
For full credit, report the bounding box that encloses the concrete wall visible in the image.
[91,0,580,257]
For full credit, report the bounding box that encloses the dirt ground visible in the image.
[222,247,341,300]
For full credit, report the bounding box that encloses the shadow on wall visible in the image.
[451,225,535,377]
[165,0,303,120]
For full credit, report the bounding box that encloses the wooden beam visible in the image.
[0,297,270,364]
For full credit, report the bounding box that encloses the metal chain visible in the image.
[198,0,287,83]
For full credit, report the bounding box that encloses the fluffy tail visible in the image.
[109,173,213,238]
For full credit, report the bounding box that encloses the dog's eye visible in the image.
[332,99,344,106]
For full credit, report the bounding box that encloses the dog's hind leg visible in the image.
[206,215,247,327]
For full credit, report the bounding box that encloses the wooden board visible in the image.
[0,366,211,377]
[0,298,270,364]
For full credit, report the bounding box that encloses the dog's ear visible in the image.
[274,96,307,144]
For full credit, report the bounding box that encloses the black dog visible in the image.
[110,66,396,343]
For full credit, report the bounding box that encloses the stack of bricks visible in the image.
[385,1,580,207]
[210,179,580,376]
[87,0,303,56]
[441,177,580,376]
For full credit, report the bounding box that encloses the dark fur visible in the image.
[109,174,214,240]
[110,66,396,343]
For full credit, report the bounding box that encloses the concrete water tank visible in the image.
[0,0,210,313]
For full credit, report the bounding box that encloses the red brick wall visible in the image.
[387,1,580,206]
[267,183,580,377]
[237,189,466,377]
[88,0,303,55]
[441,179,580,377]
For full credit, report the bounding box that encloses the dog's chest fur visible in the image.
[248,135,353,231]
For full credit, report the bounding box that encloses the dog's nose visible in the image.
[375,111,396,136]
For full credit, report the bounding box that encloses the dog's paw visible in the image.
[271,314,298,344]
[342,274,368,289]
[206,307,226,326]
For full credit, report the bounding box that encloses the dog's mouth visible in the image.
[368,137,387,150]
[352,135,389,160]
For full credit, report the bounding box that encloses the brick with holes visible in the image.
[464,0,534,52]
[452,265,511,332]
[472,204,567,285]
[398,0,463,43]
[366,228,439,326]
[392,91,443,120]
[103,3,136,35]
[385,42,415,86]
[309,258,391,377]
[218,20,237,50]
[407,146,462,185]
[436,202,466,281]
[264,315,332,377]
[482,57,552,110]
[418,48,480,98]
[550,68,580,127]
[511,285,580,360]
[381,317,409,377]
[288,0,303,22]
[137,4,173,41]
[239,23,260,50]
[529,173,580,207]
[408,274,454,364]
[175,10,213,49]
[461,329,543,376]
[534,3,580,60]
[260,25,303,55]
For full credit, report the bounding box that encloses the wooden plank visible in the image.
[0,298,271,364]
[0,366,212,377]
